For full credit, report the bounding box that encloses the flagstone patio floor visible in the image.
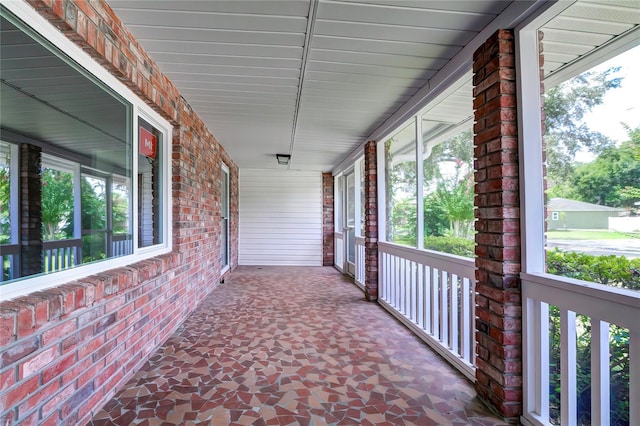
[89,266,508,426]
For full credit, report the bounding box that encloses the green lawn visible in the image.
[546,230,631,240]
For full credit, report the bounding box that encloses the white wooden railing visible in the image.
[2,235,133,282]
[43,238,82,273]
[334,232,344,273]
[378,241,476,380]
[112,234,133,257]
[355,236,365,289]
[522,273,639,426]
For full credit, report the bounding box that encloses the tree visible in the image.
[425,130,475,239]
[568,128,640,207]
[41,168,74,241]
[544,68,622,186]
[432,174,475,238]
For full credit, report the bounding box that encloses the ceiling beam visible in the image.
[289,0,319,169]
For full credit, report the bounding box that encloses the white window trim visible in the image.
[0,1,172,301]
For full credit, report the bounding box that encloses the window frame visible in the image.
[1,1,173,300]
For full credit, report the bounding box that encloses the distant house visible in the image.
[548,198,626,230]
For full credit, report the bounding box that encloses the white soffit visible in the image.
[109,0,513,171]
[540,0,640,85]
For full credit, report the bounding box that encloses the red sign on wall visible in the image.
[139,127,157,159]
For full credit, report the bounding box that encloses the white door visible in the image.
[345,171,355,275]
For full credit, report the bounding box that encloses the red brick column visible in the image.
[363,141,378,301]
[472,29,522,421]
[322,172,334,266]
[20,144,43,277]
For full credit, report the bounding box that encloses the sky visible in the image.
[582,44,640,144]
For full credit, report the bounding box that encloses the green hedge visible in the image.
[546,248,640,290]
[423,235,475,257]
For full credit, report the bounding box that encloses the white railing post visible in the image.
[560,308,577,426]
[591,319,610,426]
[461,277,471,361]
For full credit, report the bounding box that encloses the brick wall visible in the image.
[0,0,238,424]
[363,141,378,302]
[322,172,335,266]
[472,29,522,422]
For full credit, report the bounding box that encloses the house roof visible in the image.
[549,198,626,212]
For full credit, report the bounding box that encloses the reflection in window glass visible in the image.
[422,123,474,257]
[384,122,417,246]
[0,142,12,245]
[0,11,132,282]
[41,165,74,241]
[81,174,106,262]
[138,118,163,248]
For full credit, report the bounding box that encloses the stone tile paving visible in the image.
[89,266,508,425]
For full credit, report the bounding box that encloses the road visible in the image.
[547,239,640,258]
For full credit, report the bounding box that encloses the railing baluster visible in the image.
[440,270,448,346]
[425,265,431,333]
[417,264,424,328]
[461,277,471,362]
[591,319,610,426]
[450,274,459,352]
[560,308,577,426]
[411,262,420,324]
[432,268,439,339]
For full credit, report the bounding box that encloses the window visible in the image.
[383,121,417,246]
[421,81,474,257]
[542,46,640,285]
[381,77,474,256]
[517,7,639,424]
[138,118,163,248]
[0,5,171,299]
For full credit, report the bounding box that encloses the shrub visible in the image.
[423,235,474,257]
[546,248,640,290]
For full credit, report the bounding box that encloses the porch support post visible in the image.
[322,172,334,266]
[20,143,43,277]
[473,29,523,421]
[363,141,378,301]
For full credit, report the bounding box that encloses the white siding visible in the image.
[239,169,322,265]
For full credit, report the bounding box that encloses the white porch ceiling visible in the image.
[109,0,520,171]
[97,0,640,171]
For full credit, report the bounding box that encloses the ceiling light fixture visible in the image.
[276,154,291,166]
